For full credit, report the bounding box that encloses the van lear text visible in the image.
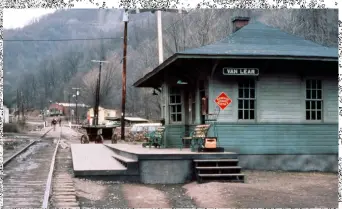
[222,68,259,76]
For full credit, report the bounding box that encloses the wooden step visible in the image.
[198,173,244,177]
[112,154,137,163]
[196,166,241,170]
[194,159,238,162]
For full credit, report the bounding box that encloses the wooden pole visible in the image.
[121,14,128,140]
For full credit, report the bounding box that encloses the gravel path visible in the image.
[37,127,337,208]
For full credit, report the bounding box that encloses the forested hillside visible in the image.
[4,9,338,119]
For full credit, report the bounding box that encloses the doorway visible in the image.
[199,80,206,124]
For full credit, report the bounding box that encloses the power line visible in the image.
[4,37,123,42]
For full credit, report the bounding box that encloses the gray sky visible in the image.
[3,0,338,29]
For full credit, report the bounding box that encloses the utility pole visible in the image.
[72,87,81,124]
[68,93,71,122]
[16,89,20,121]
[91,60,109,126]
[121,9,129,140]
[118,9,188,140]
[21,91,24,122]
[157,10,163,64]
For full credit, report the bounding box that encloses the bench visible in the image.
[180,124,211,151]
[142,126,166,148]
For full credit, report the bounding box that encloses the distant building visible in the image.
[87,107,119,125]
[48,103,64,116]
[4,105,9,123]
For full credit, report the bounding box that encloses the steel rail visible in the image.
[42,127,62,209]
[3,128,53,167]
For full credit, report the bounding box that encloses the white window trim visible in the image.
[237,79,257,122]
[301,77,325,123]
[169,87,184,124]
[304,78,324,122]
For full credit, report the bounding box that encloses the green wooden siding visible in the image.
[165,123,338,154]
[164,125,186,147]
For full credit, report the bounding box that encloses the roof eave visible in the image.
[177,54,338,61]
[133,53,337,88]
[133,54,179,87]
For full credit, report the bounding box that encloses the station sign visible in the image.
[215,92,232,110]
[223,68,259,76]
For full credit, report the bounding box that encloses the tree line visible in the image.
[6,9,338,120]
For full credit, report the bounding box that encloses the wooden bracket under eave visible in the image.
[211,60,220,78]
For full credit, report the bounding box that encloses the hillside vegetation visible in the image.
[4,9,338,119]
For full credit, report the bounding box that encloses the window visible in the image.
[305,80,322,120]
[169,87,182,122]
[238,79,256,120]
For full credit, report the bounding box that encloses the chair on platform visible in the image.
[142,126,166,148]
[180,124,211,151]
[205,106,221,145]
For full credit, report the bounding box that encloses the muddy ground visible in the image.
[73,170,337,208]
[33,126,338,208]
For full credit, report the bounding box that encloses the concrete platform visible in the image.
[105,144,238,160]
[71,144,128,176]
[71,143,239,184]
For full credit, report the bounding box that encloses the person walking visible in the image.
[58,117,62,127]
[51,118,57,131]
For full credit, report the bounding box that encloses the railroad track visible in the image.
[3,127,80,209]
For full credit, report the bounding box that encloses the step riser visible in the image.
[194,158,245,183]
[114,157,139,175]
[198,169,241,174]
[195,162,239,167]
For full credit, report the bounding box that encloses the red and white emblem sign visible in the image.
[215,92,232,110]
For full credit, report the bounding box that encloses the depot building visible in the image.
[133,17,338,172]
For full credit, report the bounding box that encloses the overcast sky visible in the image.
[3,0,338,29]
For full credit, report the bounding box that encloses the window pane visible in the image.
[238,89,243,98]
[317,111,322,120]
[306,80,311,89]
[170,96,175,103]
[238,110,243,119]
[250,100,255,109]
[312,90,316,99]
[317,80,322,89]
[238,82,243,89]
[244,100,249,109]
[244,89,249,98]
[306,111,310,120]
[311,111,316,120]
[306,90,311,99]
[171,114,176,122]
[250,89,255,98]
[244,110,249,119]
[176,95,181,103]
[311,101,316,109]
[177,105,181,112]
[317,101,322,110]
[250,110,255,119]
[178,114,182,122]
[306,101,310,110]
[238,100,243,109]
[249,80,255,88]
[317,90,322,99]
[312,80,316,89]
[171,106,176,113]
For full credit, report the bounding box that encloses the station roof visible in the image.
[133,21,337,88]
